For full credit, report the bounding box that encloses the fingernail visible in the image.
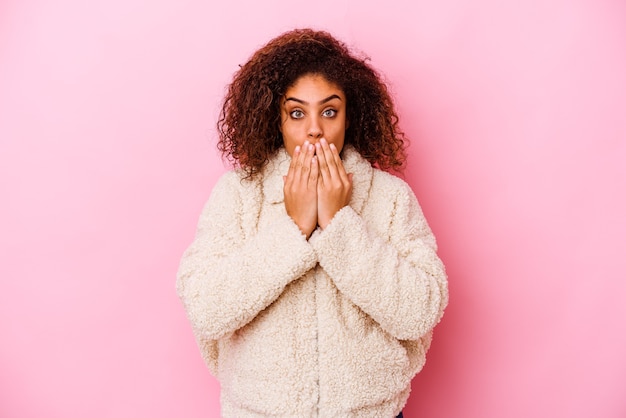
[295,145,300,152]
[321,138,327,145]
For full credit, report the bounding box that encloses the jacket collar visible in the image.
[261,145,374,215]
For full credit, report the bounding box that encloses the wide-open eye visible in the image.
[322,108,337,118]
[290,109,305,119]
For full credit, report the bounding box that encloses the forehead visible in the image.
[284,74,345,100]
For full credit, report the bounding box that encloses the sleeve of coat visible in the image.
[176,171,318,341]
[310,174,448,341]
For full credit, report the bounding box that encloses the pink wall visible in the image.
[1,0,625,417]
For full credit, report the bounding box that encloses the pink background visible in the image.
[1,0,625,417]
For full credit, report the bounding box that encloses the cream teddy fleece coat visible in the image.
[177,146,448,417]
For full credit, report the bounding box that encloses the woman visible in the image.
[177,28,448,417]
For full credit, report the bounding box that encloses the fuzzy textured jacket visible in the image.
[177,146,448,417]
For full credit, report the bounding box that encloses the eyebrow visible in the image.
[284,94,342,105]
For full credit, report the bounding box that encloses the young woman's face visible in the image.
[280,74,348,156]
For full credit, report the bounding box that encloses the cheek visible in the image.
[282,124,299,142]
[280,124,302,156]
[327,129,346,153]
[328,121,347,140]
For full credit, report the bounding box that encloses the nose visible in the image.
[307,116,323,140]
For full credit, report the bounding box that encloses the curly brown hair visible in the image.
[217,28,407,179]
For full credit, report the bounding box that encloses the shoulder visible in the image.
[196,168,264,232]
[213,149,288,195]
[210,168,261,198]
[371,168,416,204]
[214,168,251,187]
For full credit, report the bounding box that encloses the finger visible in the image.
[289,145,301,171]
[309,155,319,188]
[293,141,310,183]
[286,145,301,183]
[302,141,315,171]
[319,139,340,180]
[329,142,350,183]
[315,141,331,186]
[285,145,300,187]
[299,141,315,185]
